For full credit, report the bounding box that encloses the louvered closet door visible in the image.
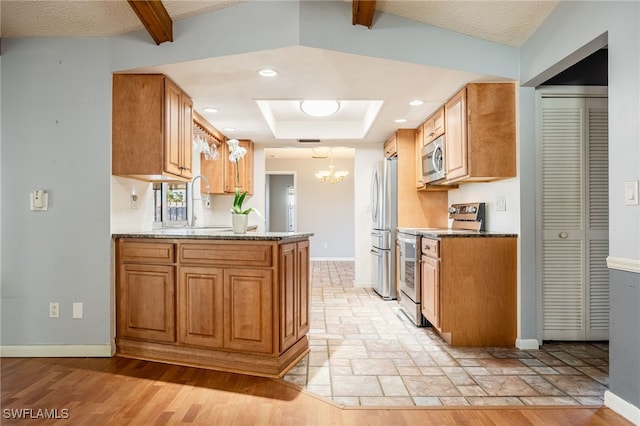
[540,96,608,341]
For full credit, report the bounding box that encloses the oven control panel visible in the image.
[449,202,485,231]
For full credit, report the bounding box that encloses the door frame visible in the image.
[265,171,297,232]
[534,85,608,342]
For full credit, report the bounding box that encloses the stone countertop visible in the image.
[397,228,517,238]
[112,228,314,241]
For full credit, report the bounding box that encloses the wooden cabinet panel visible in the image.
[444,88,468,181]
[437,237,517,346]
[119,240,175,264]
[180,242,272,267]
[444,83,516,183]
[118,263,175,343]
[224,268,274,354]
[194,111,226,194]
[420,255,439,328]
[178,266,224,348]
[432,107,445,139]
[296,240,310,338]
[224,139,254,194]
[279,243,297,352]
[112,74,193,182]
[279,240,311,352]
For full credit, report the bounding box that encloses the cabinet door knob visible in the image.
[559,232,568,239]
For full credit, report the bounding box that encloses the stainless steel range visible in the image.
[396,202,486,326]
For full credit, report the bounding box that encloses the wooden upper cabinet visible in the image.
[112,74,193,182]
[444,83,516,183]
[383,134,398,158]
[224,139,254,194]
[423,106,445,145]
[194,111,226,194]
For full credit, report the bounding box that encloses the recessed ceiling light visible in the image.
[395,118,407,123]
[258,69,278,77]
[223,127,236,132]
[203,107,218,113]
[300,100,340,117]
[409,99,424,106]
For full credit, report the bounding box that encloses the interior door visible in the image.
[539,93,609,341]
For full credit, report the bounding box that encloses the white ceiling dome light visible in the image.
[300,100,341,117]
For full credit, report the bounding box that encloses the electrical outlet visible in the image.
[496,196,506,212]
[49,302,59,319]
[131,194,139,209]
[324,242,328,249]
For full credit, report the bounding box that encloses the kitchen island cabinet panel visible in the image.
[115,234,311,378]
[178,266,224,349]
[224,268,274,354]
[118,263,175,343]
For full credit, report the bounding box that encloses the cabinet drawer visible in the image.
[421,238,439,258]
[179,243,273,267]
[119,240,175,264]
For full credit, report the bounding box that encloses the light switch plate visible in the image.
[625,181,639,206]
[496,196,506,212]
[72,302,83,319]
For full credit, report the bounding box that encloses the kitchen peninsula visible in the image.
[112,230,313,378]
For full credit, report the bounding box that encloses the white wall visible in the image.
[266,155,354,259]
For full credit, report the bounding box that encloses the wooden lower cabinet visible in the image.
[224,268,273,354]
[279,240,310,352]
[421,237,517,347]
[178,266,224,348]
[115,238,310,378]
[118,264,176,344]
[420,255,439,329]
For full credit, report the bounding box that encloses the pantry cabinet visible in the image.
[443,83,516,183]
[112,74,193,181]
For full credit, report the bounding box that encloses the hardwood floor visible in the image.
[1,357,631,425]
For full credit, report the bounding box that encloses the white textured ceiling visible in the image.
[1,1,559,156]
[0,1,557,46]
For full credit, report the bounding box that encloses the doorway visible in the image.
[266,172,296,232]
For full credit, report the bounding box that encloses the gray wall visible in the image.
[520,0,640,413]
[1,38,112,346]
[266,157,354,259]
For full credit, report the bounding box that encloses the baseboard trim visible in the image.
[310,257,355,261]
[0,344,114,358]
[607,256,640,274]
[605,390,640,425]
[515,338,540,350]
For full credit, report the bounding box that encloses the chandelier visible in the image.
[315,148,349,183]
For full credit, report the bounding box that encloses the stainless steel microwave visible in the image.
[421,135,445,183]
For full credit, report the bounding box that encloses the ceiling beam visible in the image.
[352,0,376,29]
[127,0,173,45]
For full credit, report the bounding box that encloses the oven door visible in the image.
[397,233,420,303]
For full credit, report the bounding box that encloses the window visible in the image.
[153,182,189,227]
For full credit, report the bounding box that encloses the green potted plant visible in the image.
[227,139,261,233]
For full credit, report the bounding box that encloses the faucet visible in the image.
[189,175,211,228]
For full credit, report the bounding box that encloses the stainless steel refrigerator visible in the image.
[370,157,398,300]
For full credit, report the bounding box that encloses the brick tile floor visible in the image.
[282,261,610,407]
